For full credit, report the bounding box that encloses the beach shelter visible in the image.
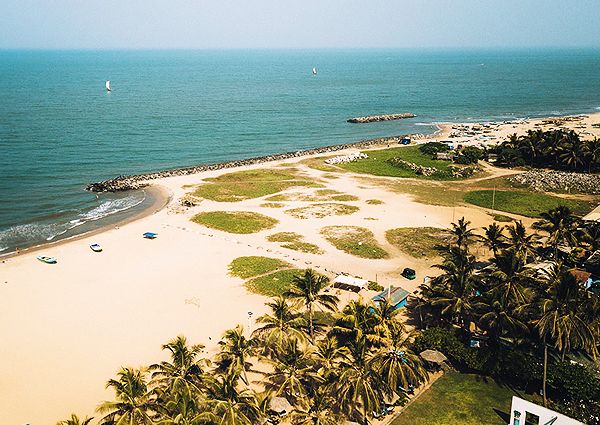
[372,286,410,310]
[143,232,158,239]
[333,275,368,292]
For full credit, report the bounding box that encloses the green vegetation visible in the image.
[366,199,384,205]
[491,213,514,222]
[228,256,291,279]
[266,189,358,202]
[266,232,323,254]
[463,190,593,218]
[386,227,448,258]
[192,211,278,234]
[321,226,389,259]
[192,168,318,202]
[285,203,359,219]
[338,146,462,179]
[260,202,285,208]
[491,128,600,172]
[391,373,515,425]
[245,268,305,297]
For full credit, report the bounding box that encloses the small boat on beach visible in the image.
[37,256,57,264]
[90,243,102,252]
[105,80,111,92]
[143,232,158,239]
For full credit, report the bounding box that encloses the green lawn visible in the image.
[192,168,319,202]
[464,190,593,218]
[391,373,518,425]
[266,232,323,254]
[228,256,291,279]
[321,226,389,259]
[285,203,359,219]
[338,146,459,179]
[386,227,449,258]
[191,211,278,233]
[245,268,306,297]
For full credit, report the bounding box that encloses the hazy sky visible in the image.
[2,0,599,49]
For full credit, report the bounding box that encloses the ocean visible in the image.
[1,48,599,253]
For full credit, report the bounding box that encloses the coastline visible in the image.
[0,185,171,260]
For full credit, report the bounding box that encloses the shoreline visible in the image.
[0,185,171,260]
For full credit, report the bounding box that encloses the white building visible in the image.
[509,397,583,425]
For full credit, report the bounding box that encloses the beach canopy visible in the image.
[333,275,368,292]
[270,396,293,415]
[143,232,158,239]
[420,349,448,365]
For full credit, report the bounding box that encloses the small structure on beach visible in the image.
[435,152,455,161]
[372,286,410,310]
[333,275,368,292]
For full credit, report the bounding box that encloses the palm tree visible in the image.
[56,414,93,425]
[578,220,600,251]
[533,264,598,406]
[476,296,529,344]
[313,337,350,383]
[216,325,255,385]
[97,367,157,425]
[558,137,586,170]
[481,223,507,257]
[284,269,339,340]
[429,246,479,331]
[203,368,261,425]
[331,300,380,348]
[485,249,532,305]
[150,335,208,398]
[534,206,579,257]
[262,337,320,404]
[156,391,211,425]
[337,338,388,425]
[507,221,538,262]
[253,296,308,346]
[289,386,343,425]
[450,217,476,249]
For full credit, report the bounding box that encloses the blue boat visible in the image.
[143,232,158,239]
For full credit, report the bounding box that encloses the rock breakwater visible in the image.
[509,170,600,195]
[86,135,409,192]
[347,113,416,123]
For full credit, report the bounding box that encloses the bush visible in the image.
[412,327,483,370]
[455,147,484,164]
[419,142,450,156]
[367,281,384,292]
[548,361,600,403]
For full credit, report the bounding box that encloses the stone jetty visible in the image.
[86,134,410,192]
[509,170,600,195]
[347,113,416,123]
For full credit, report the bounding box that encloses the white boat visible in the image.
[105,80,111,91]
[37,256,57,264]
[312,67,317,76]
[90,243,102,252]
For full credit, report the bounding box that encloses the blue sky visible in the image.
[1,0,599,49]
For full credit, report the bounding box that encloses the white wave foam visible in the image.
[596,106,600,110]
[80,195,144,222]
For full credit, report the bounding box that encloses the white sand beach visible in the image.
[1,113,599,424]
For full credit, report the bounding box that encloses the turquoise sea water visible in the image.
[1,49,599,252]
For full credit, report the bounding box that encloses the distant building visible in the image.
[372,286,410,310]
[509,396,582,425]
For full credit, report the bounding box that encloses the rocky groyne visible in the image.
[86,135,410,192]
[509,170,600,195]
[347,113,416,123]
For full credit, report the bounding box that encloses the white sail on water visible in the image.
[105,80,111,91]
[312,67,317,75]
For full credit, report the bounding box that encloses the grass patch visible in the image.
[285,203,359,219]
[192,168,318,202]
[366,199,384,205]
[192,211,278,234]
[338,146,463,180]
[265,189,358,202]
[245,268,305,297]
[322,173,340,179]
[391,373,522,425]
[321,226,389,259]
[386,227,448,258]
[228,256,291,279]
[267,232,323,254]
[491,213,514,222]
[464,190,593,218]
[260,202,285,208]
[299,156,342,172]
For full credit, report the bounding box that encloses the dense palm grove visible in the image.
[411,210,600,423]
[57,207,599,425]
[491,129,600,172]
[58,270,428,425]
